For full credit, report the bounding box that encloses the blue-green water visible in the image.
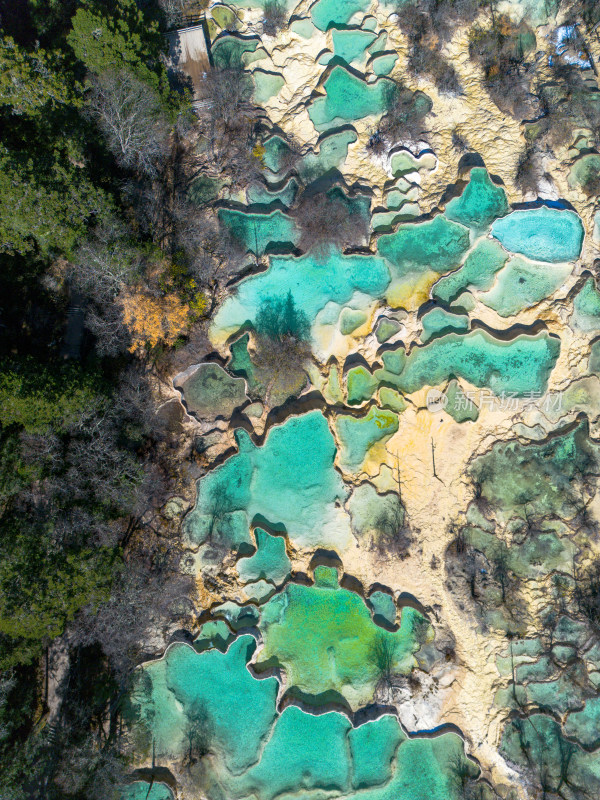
[309,66,393,130]
[252,69,284,103]
[262,129,358,181]
[184,410,351,551]
[421,307,469,342]
[445,168,509,232]
[346,365,378,404]
[335,406,399,470]
[218,208,299,255]
[311,0,371,31]
[130,635,278,769]
[332,28,377,63]
[247,177,299,208]
[384,330,560,395]
[371,52,398,75]
[121,783,173,800]
[491,206,584,262]
[479,256,572,317]
[211,34,261,69]
[369,590,397,625]
[212,248,390,341]
[378,215,470,278]
[433,238,508,303]
[572,277,600,331]
[256,565,430,703]
[237,528,291,584]
[129,593,473,800]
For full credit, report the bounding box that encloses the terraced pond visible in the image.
[128,593,473,800]
[130,156,597,797]
[124,4,600,799]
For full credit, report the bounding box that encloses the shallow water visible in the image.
[212,248,390,342]
[237,527,291,584]
[433,238,508,303]
[309,66,394,129]
[184,410,352,551]
[491,206,584,262]
[445,168,509,232]
[335,406,399,471]
[478,256,572,317]
[371,52,398,75]
[257,564,429,705]
[378,215,470,278]
[420,307,469,342]
[218,207,299,256]
[331,28,377,63]
[310,0,371,31]
[128,16,599,797]
[385,329,560,396]
[121,783,173,800]
[572,277,600,331]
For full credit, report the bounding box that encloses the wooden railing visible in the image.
[165,12,205,31]
[181,12,205,27]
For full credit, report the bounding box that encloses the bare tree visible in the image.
[397,0,480,45]
[0,670,17,744]
[515,144,542,196]
[372,497,410,556]
[52,734,130,800]
[575,560,600,631]
[262,0,287,36]
[411,613,430,647]
[198,66,261,185]
[158,0,187,28]
[397,3,463,95]
[292,190,368,256]
[183,702,212,769]
[378,83,432,145]
[556,735,577,793]
[85,304,131,357]
[581,165,600,197]
[464,546,479,599]
[491,541,511,604]
[253,334,310,407]
[540,608,558,651]
[201,66,253,136]
[171,202,245,292]
[70,219,141,305]
[72,548,194,685]
[86,70,170,177]
[369,633,395,699]
[63,421,144,517]
[374,502,404,542]
[251,293,311,407]
[452,523,466,555]
[205,482,236,544]
[446,749,478,798]
[451,128,470,153]
[538,755,553,800]
[552,574,572,614]
[468,19,536,118]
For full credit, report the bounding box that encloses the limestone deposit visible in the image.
[128,2,600,799]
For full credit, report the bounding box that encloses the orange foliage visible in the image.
[498,15,517,37]
[120,289,190,352]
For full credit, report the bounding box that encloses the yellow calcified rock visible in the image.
[169,4,600,797]
[386,269,440,310]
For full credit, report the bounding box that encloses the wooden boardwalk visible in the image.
[165,21,211,103]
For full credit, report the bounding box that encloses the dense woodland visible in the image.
[1,0,600,797]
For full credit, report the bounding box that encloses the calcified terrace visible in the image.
[123,1,600,799]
